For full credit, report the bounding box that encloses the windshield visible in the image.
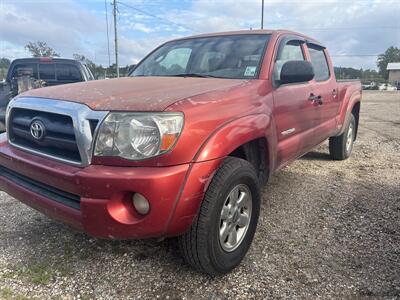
[131,34,271,79]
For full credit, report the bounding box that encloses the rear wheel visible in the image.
[329,114,356,160]
[179,157,260,276]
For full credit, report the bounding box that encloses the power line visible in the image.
[117,1,200,33]
[104,0,111,67]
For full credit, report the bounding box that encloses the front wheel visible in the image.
[329,114,356,160]
[179,157,260,276]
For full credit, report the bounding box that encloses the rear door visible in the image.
[272,36,317,167]
[307,44,340,143]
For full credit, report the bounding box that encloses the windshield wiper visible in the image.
[171,73,218,78]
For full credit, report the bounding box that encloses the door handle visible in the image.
[332,89,338,98]
[309,93,323,105]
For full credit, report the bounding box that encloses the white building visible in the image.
[387,62,400,87]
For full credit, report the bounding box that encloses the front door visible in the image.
[272,38,317,167]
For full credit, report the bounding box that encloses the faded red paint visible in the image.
[0,30,361,238]
[21,77,248,112]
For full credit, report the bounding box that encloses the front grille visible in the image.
[8,108,81,163]
[0,166,81,210]
[6,97,108,167]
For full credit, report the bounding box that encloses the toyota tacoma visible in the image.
[0,30,361,275]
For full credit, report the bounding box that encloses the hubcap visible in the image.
[346,122,354,153]
[219,184,252,252]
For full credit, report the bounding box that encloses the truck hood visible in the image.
[19,77,247,111]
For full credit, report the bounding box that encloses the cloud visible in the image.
[178,0,400,69]
[0,0,103,60]
[1,0,399,69]
[123,22,155,33]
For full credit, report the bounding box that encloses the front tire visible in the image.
[329,114,356,160]
[179,157,260,276]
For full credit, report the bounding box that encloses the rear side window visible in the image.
[39,63,56,80]
[308,45,330,81]
[56,64,82,81]
[11,63,38,79]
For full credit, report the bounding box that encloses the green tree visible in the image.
[0,58,11,80]
[0,58,10,69]
[73,53,96,73]
[377,46,400,79]
[25,41,60,57]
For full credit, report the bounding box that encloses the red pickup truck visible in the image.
[0,30,361,275]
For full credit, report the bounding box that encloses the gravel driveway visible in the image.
[0,90,399,299]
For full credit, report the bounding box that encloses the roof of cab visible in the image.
[171,29,324,47]
[10,57,82,64]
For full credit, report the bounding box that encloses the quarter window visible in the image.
[308,45,330,81]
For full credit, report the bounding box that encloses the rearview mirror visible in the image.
[280,60,314,85]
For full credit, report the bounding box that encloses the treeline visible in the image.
[0,58,10,80]
[333,67,384,82]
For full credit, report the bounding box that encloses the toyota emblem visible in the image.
[30,120,45,140]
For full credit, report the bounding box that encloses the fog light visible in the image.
[132,193,150,215]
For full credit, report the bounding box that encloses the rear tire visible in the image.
[329,114,356,160]
[179,157,260,276]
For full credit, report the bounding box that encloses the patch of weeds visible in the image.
[0,287,31,300]
[4,261,73,286]
[0,287,13,299]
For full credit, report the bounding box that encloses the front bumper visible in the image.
[0,134,223,238]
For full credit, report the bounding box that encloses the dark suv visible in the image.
[0,57,94,131]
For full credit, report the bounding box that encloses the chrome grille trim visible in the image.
[6,97,109,167]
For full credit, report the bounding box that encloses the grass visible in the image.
[0,287,32,300]
[2,261,72,286]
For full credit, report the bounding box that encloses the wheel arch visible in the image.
[336,88,361,137]
[165,114,275,236]
[194,113,274,183]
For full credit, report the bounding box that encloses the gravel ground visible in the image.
[0,90,399,299]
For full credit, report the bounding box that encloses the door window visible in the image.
[308,45,330,81]
[274,40,305,81]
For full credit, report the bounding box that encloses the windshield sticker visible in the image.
[244,66,257,76]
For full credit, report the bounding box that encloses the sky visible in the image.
[1,0,399,70]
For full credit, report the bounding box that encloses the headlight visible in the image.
[94,112,184,160]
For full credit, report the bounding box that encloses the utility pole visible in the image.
[261,0,264,29]
[113,0,119,77]
[105,0,111,68]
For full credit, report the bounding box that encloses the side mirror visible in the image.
[280,60,314,85]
